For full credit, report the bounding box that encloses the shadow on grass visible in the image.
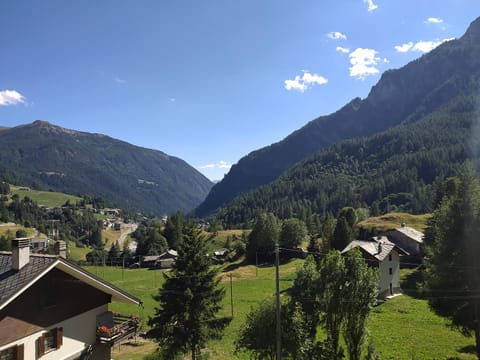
[458,344,476,354]
[222,259,249,273]
[400,267,425,299]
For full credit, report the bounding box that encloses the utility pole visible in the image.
[275,244,281,360]
[230,273,234,318]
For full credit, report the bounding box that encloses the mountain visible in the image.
[0,121,213,214]
[195,16,480,218]
[216,94,478,226]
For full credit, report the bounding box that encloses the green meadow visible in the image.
[84,261,476,360]
[10,186,81,208]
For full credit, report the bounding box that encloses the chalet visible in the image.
[0,239,141,360]
[156,250,178,269]
[342,236,409,299]
[386,224,424,258]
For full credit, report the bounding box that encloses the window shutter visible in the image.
[37,335,45,357]
[56,327,63,348]
[16,344,24,360]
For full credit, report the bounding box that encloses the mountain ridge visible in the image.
[195,16,480,218]
[0,120,213,215]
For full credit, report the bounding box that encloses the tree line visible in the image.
[214,95,477,228]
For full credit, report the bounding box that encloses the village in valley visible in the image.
[2,2,480,359]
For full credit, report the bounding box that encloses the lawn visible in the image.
[85,262,476,360]
[358,212,432,232]
[10,186,81,208]
[0,225,36,238]
[66,240,91,262]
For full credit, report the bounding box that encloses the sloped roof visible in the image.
[394,226,424,244]
[341,236,409,261]
[0,252,141,311]
[0,253,56,308]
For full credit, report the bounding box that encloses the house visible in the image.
[385,224,424,258]
[156,250,178,269]
[29,238,49,253]
[0,239,141,360]
[113,222,122,231]
[342,236,409,299]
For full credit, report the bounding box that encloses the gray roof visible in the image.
[0,253,56,307]
[341,236,408,261]
[394,226,424,243]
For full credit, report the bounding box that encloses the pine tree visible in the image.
[148,223,227,359]
[424,165,480,358]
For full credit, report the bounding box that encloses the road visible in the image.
[114,223,138,253]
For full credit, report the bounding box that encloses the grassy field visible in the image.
[0,225,36,238]
[85,261,476,360]
[10,186,81,208]
[358,212,432,232]
[66,240,91,262]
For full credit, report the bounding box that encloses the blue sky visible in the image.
[1,1,479,181]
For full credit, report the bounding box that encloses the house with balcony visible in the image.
[0,238,141,360]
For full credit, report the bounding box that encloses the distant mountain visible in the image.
[0,121,213,214]
[195,16,480,218]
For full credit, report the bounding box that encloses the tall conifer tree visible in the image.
[148,223,226,359]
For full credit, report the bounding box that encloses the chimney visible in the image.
[12,238,30,271]
[54,240,67,259]
[377,241,383,255]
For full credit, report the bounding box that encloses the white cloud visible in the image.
[326,32,347,40]
[349,48,381,79]
[426,17,443,24]
[113,76,126,84]
[394,42,414,52]
[0,90,26,106]
[336,46,350,53]
[198,161,232,171]
[218,161,231,169]
[394,38,455,53]
[285,71,328,92]
[364,0,378,12]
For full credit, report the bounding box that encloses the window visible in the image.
[0,344,23,360]
[37,328,62,357]
[389,267,393,275]
[388,254,392,261]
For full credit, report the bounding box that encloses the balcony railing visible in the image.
[96,313,140,345]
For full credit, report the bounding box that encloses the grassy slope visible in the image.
[66,240,91,262]
[10,186,82,208]
[0,225,37,238]
[358,212,432,232]
[86,260,475,360]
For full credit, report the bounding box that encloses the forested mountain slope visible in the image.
[216,94,479,226]
[196,16,480,217]
[0,121,213,214]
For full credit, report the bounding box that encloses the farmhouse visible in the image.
[386,224,424,257]
[0,239,141,360]
[342,236,409,299]
[140,250,178,269]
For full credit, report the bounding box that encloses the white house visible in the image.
[342,236,409,299]
[0,239,141,360]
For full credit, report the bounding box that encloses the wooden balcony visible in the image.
[96,312,140,345]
